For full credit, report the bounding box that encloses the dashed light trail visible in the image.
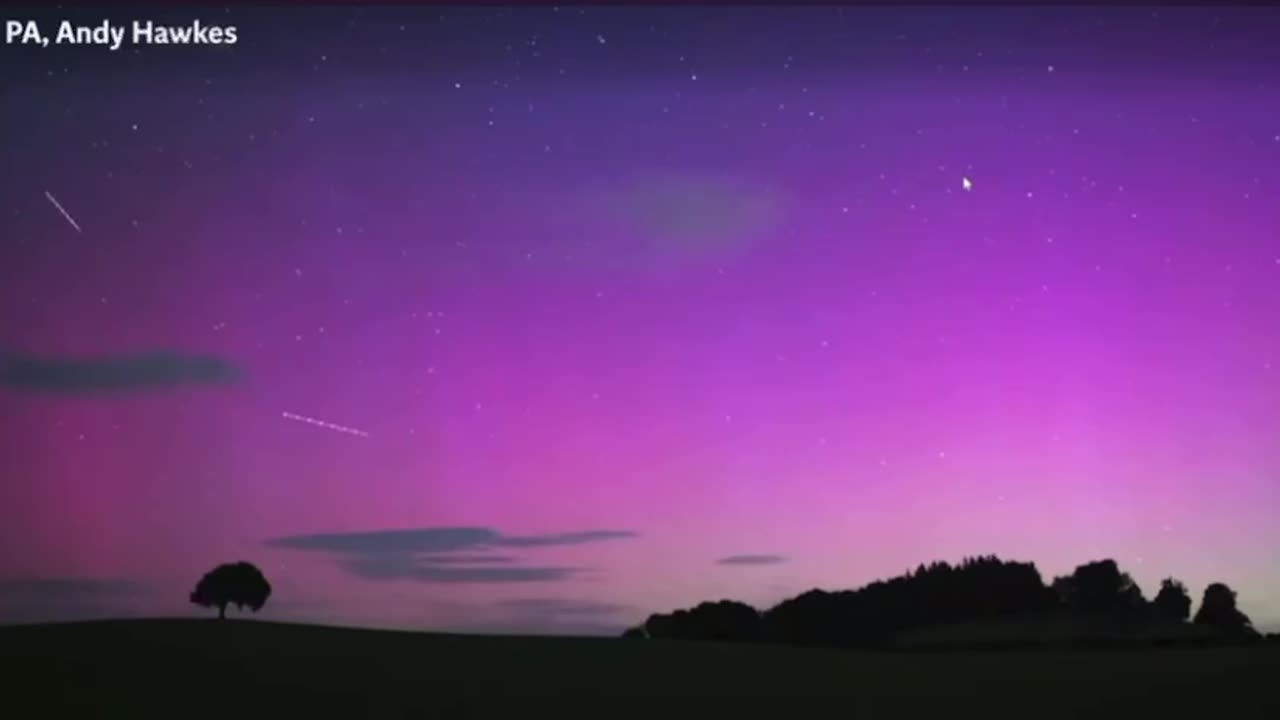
[44,191,82,233]
[281,411,370,437]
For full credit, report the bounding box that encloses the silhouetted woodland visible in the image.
[627,557,1263,650]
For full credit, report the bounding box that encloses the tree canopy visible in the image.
[190,561,272,620]
[1193,582,1255,635]
[1152,578,1193,623]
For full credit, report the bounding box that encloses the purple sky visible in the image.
[1,6,1278,634]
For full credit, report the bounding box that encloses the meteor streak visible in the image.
[44,191,82,233]
[281,411,370,437]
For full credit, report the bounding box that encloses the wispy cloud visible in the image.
[344,555,579,584]
[542,172,784,272]
[496,531,638,548]
[409,555,518,565]
[0,577,147,624]
[495,598,629,616]
[440,597,631,636]
[592,173,782,250]
[266,527,502,555]
[265,527,639,585]
[716,554,787,566]
[0,351,242,393]
[266,527,637,555]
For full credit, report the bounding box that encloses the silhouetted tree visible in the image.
[644,600,761,642]
[1152,578,1192,622]
[190,561,272,620]
[1051,559,1146,615]
[621,625,647,639]
[1193,582,1254,635]
[760,556,1057,648]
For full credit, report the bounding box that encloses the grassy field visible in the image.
[2,619,1277,718]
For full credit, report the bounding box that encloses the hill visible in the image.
[2,619,1279,718]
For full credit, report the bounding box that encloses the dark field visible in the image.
[2,620,1277,718]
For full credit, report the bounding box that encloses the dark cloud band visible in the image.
[0,351,241,392]
[717,555,787,566]
[265,526,638,585]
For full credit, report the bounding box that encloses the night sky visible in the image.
[2,5,1279,635]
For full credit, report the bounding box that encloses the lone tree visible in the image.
[190,561,272,620]
[1193,582,1254,635]
[1152,578,1193,622]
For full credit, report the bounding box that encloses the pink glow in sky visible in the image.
[1,7,1278,634]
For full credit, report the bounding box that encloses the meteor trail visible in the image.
[44,191,82,233]
[281,411,370,437]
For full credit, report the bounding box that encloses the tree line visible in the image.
[623,557,1267,649]
[182,556,1275,649]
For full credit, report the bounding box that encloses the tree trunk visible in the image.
[218,603,227,620]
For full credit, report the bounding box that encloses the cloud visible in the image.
[716,554,787,566]
[0,577,141,595]
[547,172,784,272]
[265,527,637,555]
[343,555,579,584]
[0,577,147,624]
[495,598,629,617]
[264,526,638,585]
[602,173,781,246]
[265,527,502,555]
[440,597,630,636]
[0,350,242,393]
[497,531,638,548]
[441,618,628,637]
[408,555,518,565]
